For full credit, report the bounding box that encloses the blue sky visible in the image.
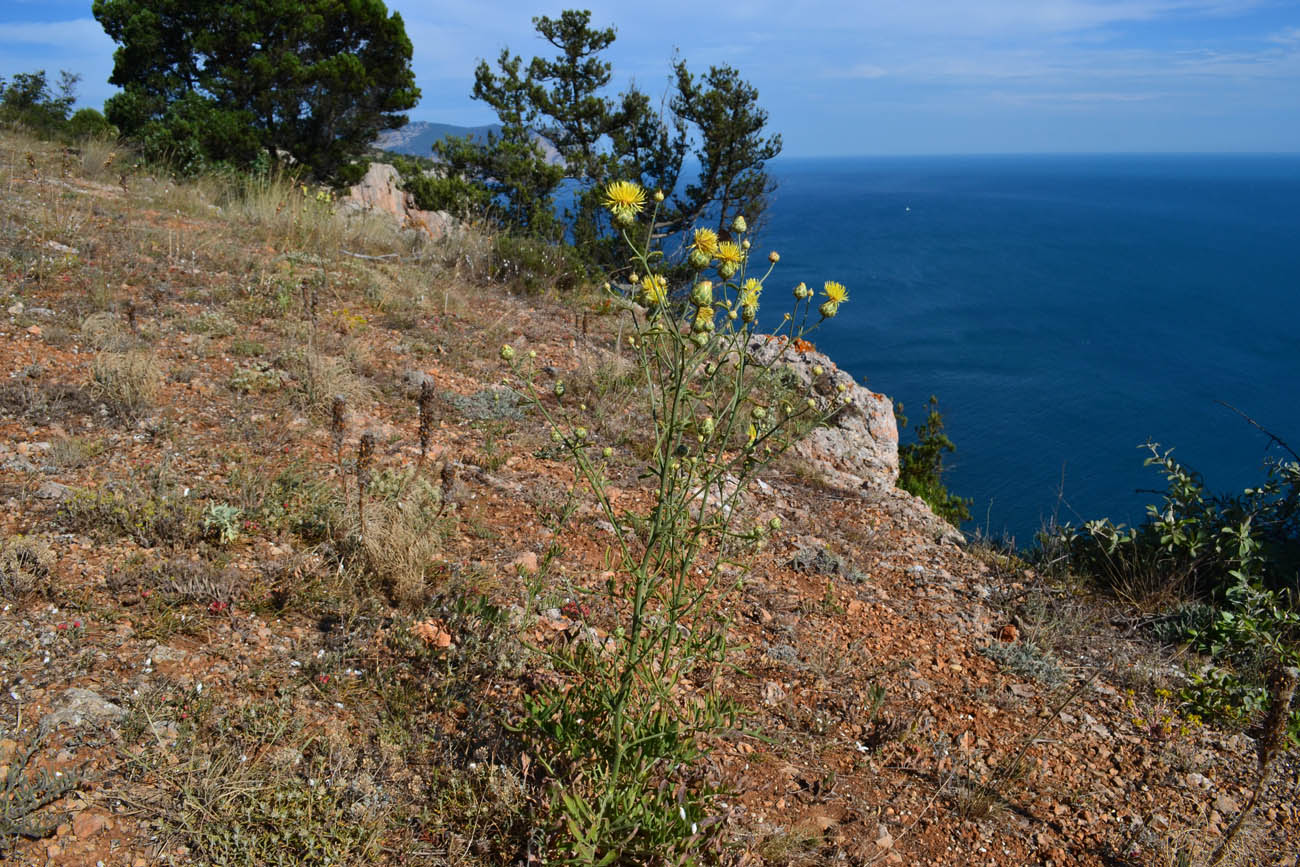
[3,0,1298,155]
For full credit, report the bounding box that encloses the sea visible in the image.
[754,154,1300,546]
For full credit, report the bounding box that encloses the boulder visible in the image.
[746,334,899,490]
[341,163,456,241]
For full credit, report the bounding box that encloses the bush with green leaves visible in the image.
[501,181,851,862]
[1051,442,1300,742]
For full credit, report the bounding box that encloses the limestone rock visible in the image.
[341,162,456,241]
[39,688,126,735]
[746,334,899,489]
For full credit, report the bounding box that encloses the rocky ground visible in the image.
[1,134,1296,865]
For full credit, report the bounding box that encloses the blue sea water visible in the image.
[756,154,1300,545]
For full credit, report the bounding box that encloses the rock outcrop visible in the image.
[746,334,899,491]
[341,162,456,241]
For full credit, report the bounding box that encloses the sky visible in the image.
[3,0,1298,156]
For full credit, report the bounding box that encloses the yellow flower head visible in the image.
[823,281,849,305]
[640,274,668,306]
[740,277,763,300]
[716,241,743,268]
[603,180,646,218]
[691,228,719,256]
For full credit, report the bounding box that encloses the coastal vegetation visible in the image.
[1,1,1297,863]
[426,9,782,271]
[1042,440,1300,745]
[92,0,419,179]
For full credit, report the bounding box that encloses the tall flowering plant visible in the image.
[502,180,851,862]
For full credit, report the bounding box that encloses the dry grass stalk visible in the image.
[417,380,435,472]
[1208,665,1298,866]
[356,431,376,541]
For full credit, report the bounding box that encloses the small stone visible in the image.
[873,824,894,850]
[39,688,127,735]
[73,811,109,840]
[35,481,73,501]
[762,681,787,706]
[149,644,188,663]
[511,552,539,574]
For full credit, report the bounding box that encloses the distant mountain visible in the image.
[374,121,500,156]
[374,121,564,166]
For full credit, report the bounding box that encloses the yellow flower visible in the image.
[603,180,646,218]
[640,274,668,306]
[716,241,743,267]
[690,228,719,256]
[740,277,763,299]
[819,281,848,318]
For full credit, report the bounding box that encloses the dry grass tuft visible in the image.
[0,535,55,599]
[287,349,368,415]
[91,349,163,419]
[361,477,451,608]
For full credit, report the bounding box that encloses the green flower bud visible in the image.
[768,517,782,531]
[690,280,713,308]
[812,365,824,376]
[718,261,738,280]
[602,446,613,458]
[732,215,748,234]
[701,416,716,437]
[499,344,515,361]
[575,427,588,441]
[689,248,711,269]
[752,407,767,420]
[819,300,840,319]
[690,331,710,348]
[554,381,566,397]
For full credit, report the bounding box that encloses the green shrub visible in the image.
[492,233,588,295]
[896,395,971,525]
[1050,443,1300,742]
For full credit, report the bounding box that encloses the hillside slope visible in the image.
[1,133,1296,866]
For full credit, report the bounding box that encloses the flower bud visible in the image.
[630,272,640,283]
[689,248,712,269]
[752,406,767,420]
[554,381,566,397]
[768,517,782,531]
[690,280,713,308]
[819,300,840,319]
[690,331,710,348]
[575,427,588,441]
[812,365,824,376]
[718,261,738,280]
[602,446,613,458]
[654,190,665,202]
[793,282,809,300]
[768,251,780,263]
[741,239,751,251]
[732,215,747,234]
[499,344,516,361]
